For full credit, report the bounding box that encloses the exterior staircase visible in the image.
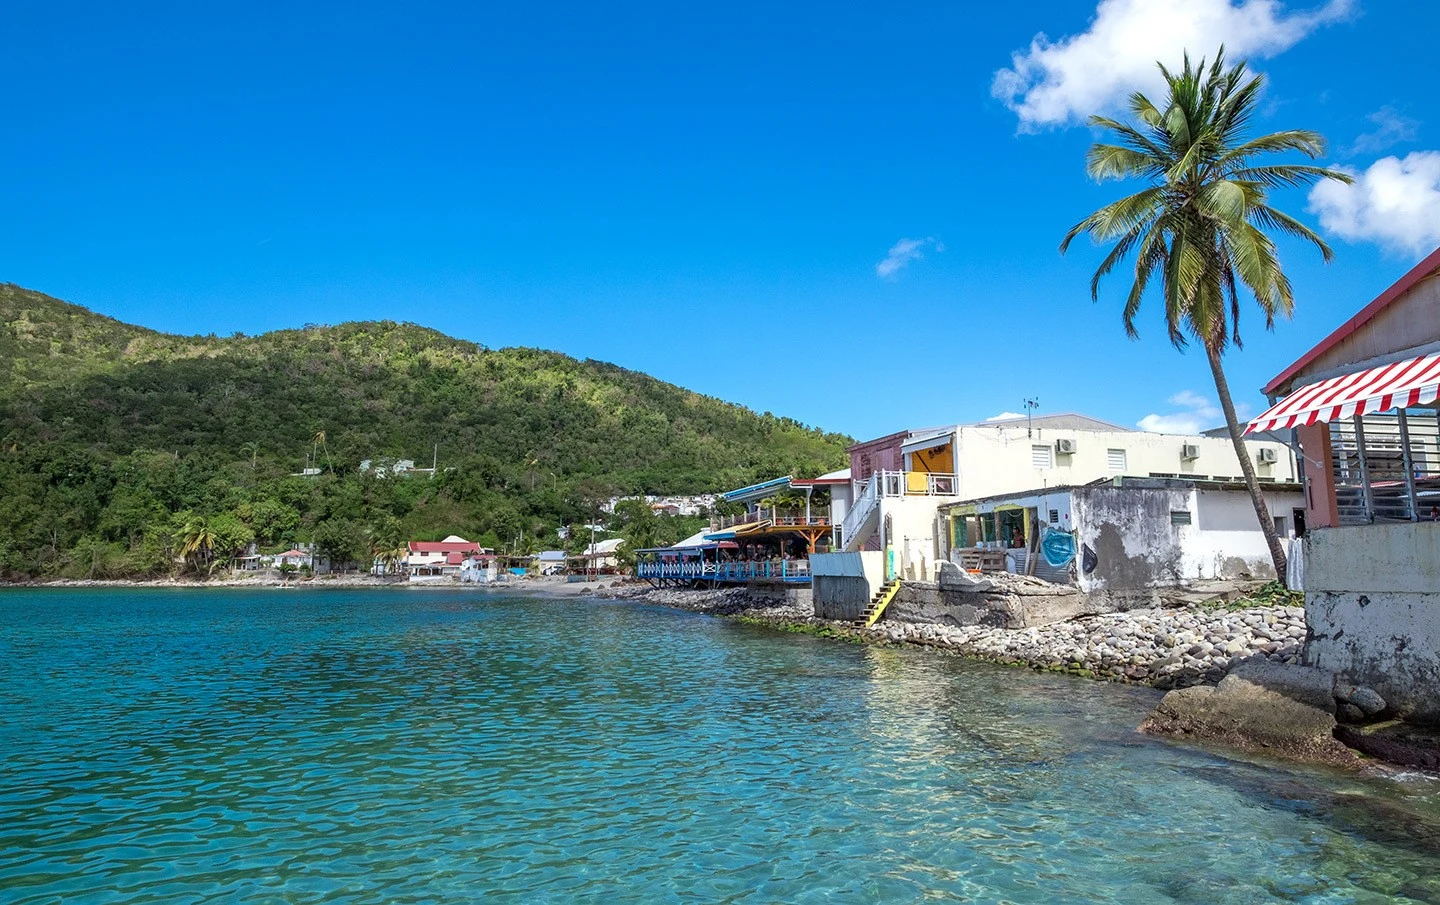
[839,473,880,552]
[854,580,901,628]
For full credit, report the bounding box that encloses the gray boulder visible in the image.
[1333,679,1387,717]
[1140,655,1358,767]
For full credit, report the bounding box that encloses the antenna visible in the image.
[1023,397,1040,437]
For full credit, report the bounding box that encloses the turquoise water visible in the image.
[3,591,1440,904]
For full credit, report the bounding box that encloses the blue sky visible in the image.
[3,1,1437,440]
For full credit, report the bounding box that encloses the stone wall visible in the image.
[1303,522,1440,722]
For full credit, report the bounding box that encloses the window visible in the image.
[1048,509,1059,524]
[1107,448,1127,471]
[1170,510,1192,526]
[1273,515,1288,536]
[1031,444,1053,468]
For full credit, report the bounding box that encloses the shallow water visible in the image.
[2,590,1439,904]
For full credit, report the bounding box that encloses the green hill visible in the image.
[0,283,851,578]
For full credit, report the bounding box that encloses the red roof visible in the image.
[1264,246,1440,396]
[408,541,481,554]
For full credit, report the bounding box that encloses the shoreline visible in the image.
[0,575,622,598]
[597,584,1305,691]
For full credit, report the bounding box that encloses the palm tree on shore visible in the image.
[1060,50,1351,583]
[368,516,407,575]
[178,515,218,574]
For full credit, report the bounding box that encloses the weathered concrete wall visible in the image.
[885,574,1107,630]
[881,496,946,580]
[813,577,866,621]
[1187,489,1300,580]
[811,551,883,621]
[1075,484,1192,592]
[1073,484,1300,592]
[1304,523,1440,722]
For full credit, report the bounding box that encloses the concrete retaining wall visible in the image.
[811,551,883,621]
[1303,523,1440,722]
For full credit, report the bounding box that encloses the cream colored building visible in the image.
[840,413,1298,581]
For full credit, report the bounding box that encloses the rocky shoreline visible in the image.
[602,584,1304,690]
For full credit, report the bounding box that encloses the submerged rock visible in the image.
[1140,656,1360,767]
[1334,721,1440,771]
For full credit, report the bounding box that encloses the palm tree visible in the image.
[311,430,334,472]
[178,515,218,574]
[239,441,259,468]
[368,516,407,575]
[1060,50,1351,583]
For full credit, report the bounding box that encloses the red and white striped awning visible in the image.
[1246,352,1440,434]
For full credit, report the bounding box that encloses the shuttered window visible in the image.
[1107,448,1127,471]
[1031,444,1053,468]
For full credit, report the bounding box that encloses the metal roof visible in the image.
[1264,246,1440,396]
[721,475,792,502]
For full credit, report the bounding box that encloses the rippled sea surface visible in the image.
[4,590,1440,903]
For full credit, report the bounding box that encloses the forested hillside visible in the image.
[0,284,851,578]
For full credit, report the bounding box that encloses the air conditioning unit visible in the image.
[1054,438,1076,455]
[1180,444,1200,461]
[1257,447,1279,464]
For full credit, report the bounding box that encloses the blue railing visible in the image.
[635,559,811,583]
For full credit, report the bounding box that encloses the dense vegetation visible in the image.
[0,284,850,578]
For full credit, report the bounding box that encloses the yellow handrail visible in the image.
[861,580,902,628]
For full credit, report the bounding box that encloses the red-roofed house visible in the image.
[405,535,492,578]
[1247,248,1440,720]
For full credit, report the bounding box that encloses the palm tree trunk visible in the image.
[1205,341,1288,584]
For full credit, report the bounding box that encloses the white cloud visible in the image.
[985,411,1026,422]
[993,0,1351,131]
[1138,390,1223,434]
[876,237,944,279]
[1307,151,1440,256]
[1348,105,1420,156]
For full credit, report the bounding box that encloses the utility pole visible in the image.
[1024,397,1040,438]
[589,520,597,582]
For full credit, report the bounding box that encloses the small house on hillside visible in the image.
[277,549,312,569]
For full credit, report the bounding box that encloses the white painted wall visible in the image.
[941,423,1295,501]
[830,484,851,525]
[879,495,948,579]
[1073,484,1301,592]
[1180,489,1302,580]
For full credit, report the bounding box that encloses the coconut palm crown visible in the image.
[1060,49,1352,583]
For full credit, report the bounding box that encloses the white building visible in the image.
[939,477,1304,589]
[840,414,1299,582]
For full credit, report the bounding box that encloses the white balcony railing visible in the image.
[862,470,959,498]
